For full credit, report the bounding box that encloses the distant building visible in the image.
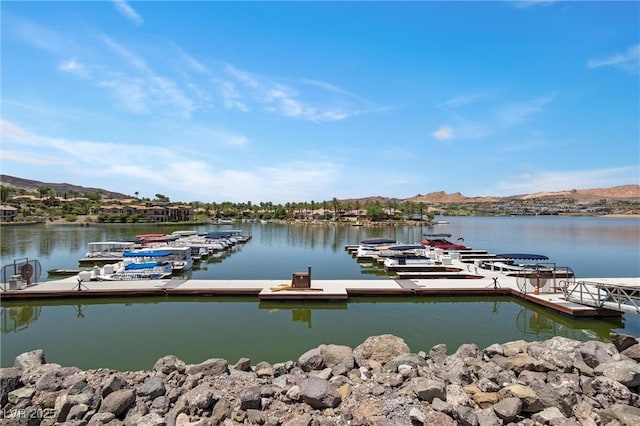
[0,205,18,222]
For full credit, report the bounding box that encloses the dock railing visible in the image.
[514,263,574,295]
[561,280,640,314]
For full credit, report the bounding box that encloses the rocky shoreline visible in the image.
[2,333,640,426]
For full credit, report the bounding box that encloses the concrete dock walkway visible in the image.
[2,268,637,317]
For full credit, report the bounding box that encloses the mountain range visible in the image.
[1,174,638,204]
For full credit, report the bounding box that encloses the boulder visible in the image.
[353,334,411,367]
[0,367,22,405]
[298,347,324,372]
[239,386,261,410]
[493,396,522,422]
[299,376,341,409]
[409,377,446,402]
[594,359,640,387]
[99,388,136,418]
[320,344,355,369]
[610,333,639,352]
[153,355,186,375]
[14,349,46,370]
[497,384,544,412]
[172,384,219,415]
[232,357,251,371]
[137,376,166,399]
[384,353,426,373]
[185,358,228,376]
[34,366,81,391]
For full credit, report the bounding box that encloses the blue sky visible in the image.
[1,1,638,203]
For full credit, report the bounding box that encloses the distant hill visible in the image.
[406,185,640,204]
[0,175,129,199]
[1,174,638,204]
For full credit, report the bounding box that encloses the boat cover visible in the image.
[387,244,425,251]
[497,253,549,260]
[360,238,397,245]
[125,262,166,270]
[123,251,173,257]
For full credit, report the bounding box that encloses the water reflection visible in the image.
[1,305,42,333]
[259,301,348,328]
[1,295,634,370]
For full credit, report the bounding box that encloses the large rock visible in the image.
[409,377,446,402]
[34,366,81,391]
[580,340,617,368]
[299,376,341,409]
[136,376,166,399]
[298,347,324,372]
[610,333,639,353]
[599,403,640,426]
[0,367,22,405]
[493,397,522,422]
[497,384,544,412]
[321,344,355,369]
[185,358,228,376]
[622,344,640,362]
[153,355,186,375]
[384,353,426,373]
[14,349,45,370]
[239,386,261,410]
[586,376,633,407]
[99,388,136,418]
[527,337,582,372]
[172,384,219,416]
[594,359,640,388]
[353,334,411,367]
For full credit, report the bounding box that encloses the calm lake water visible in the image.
[1,216,639,370]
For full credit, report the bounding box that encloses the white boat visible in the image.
[383,255,437,271]
[79,241,138,265]
[355,238,398,259]
[89,256,173,281]
[124,246,194,272]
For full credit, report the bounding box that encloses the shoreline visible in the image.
[2,213,638,228]
[1,333,639,425]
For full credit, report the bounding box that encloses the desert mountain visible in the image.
[1,175,638,204]
[0,175,129,199]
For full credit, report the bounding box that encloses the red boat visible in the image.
[420,233,468,250]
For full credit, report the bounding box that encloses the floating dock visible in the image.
[2,245,638,318]
[1,273,637,318]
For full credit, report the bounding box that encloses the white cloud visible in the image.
[100,36,196,117]
[433,126,454,141]
[438,92,491,109]
[513,1,556,9]
[1,120,343,203]
[112,0,143,26]
[587,44,640,74]
[493,95,555,127]
[0,150,74,166]
[223,64,374,122]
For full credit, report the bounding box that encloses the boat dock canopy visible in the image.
[497,253,549,260]
[123,251,173,257]
[360,238,397,245]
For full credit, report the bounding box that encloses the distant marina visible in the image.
[1,216,639,370]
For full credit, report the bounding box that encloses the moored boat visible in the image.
[89,257,173,281]
[79,241,139,265]
[421,233,468,250]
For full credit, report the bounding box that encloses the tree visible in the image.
[38,186,51,199]
[0,185,15,203]
[155,193,170,202]
[366,203,386,221]
[135,191,139,199]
